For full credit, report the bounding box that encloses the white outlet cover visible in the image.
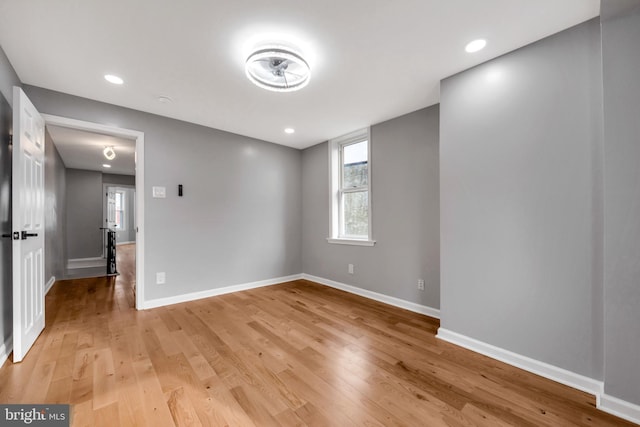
[156,272,166,284]
[152,186,166,198]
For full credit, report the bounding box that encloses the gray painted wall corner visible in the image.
[44,131,67,282]
[0,89,12,348]
[439,18,602,378]
[0,43,20,353]
[302,106,440,310]
[0,45,20,106]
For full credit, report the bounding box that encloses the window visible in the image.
[114,190,126,230]
[328,128,375,246]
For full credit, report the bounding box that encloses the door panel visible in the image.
[12,87,45,362]
[107,188,116,228]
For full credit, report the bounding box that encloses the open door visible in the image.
[12,87,45,362]
[104,186,116,256]
[106,187,116,229]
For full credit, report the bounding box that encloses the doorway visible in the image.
[42,114,145,310]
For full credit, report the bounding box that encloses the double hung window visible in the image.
[328,128,374,246]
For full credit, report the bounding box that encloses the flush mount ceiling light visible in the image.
[284,128,295,134]
[465,39,487,53]
[245,47,310,92]
[103,146,116,160]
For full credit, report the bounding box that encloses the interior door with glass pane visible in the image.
[12,87,46,362]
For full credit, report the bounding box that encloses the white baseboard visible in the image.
[117,241,135,245]
[436,328,604,397]
[45,276,56,294]
[0,336,12,368]
[599,393,640,425]
[141,272,440,320]
[141,274,304,310]
[437,329,640,423]
[67,257,106,269]
[302,273,440,319]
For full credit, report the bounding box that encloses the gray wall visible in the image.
[601,1,640,405]
[44,132,67,282]
[439,19,603,378]
[124,187,135,243]
[0,45,20,105]
[0,44,18,349]
[0,89,12,347]
[65,169,136,261]
[24,85,302,301]
[102,173,135,187]
[65,169,104,259]
[302,106,440,309]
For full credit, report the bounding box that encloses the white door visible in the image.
[104,187,116,256]
[12,87,46,362]
[106,187,116,229]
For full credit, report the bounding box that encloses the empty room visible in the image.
[0,0,639,426]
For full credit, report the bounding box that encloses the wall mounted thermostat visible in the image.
[152,186,166,198]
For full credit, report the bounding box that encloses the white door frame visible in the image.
[41,114,145,310]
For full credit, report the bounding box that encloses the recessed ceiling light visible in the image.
[465,39,487,53]
[284,128,295,134]
[104,74,124,85]
[245,47,310,92]
[102,164,112,168]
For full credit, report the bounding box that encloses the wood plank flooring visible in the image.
[0,246,634,426]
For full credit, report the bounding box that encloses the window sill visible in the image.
[326,238,376,247]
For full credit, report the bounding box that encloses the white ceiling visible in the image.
[47,125,136,175]
[0,0,599,149]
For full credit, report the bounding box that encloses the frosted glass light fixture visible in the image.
[245,47,310,92]
[103,146,116,160]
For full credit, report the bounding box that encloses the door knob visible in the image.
[21,231,38,240]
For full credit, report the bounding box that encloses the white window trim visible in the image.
[327,127,375,246]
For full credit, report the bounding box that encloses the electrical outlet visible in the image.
[156,272,166,285]
[417,279,425,291]
[348,264,354,274]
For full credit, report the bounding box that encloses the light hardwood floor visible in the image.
[0,246,634,426]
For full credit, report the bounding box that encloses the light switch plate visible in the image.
[152,186,166,198]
